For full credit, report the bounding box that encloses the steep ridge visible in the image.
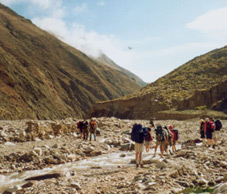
[0,4,142,119]
[87,46,227,119]
[94,54,147,87]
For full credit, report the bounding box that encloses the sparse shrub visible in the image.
[195,105,207,110]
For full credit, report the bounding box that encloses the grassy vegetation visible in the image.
[0,4,142,119]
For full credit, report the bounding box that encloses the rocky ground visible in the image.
[0,118,227,194]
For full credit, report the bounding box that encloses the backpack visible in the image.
[77,121,83,129]
[155,125,166,142]
[200,122,205,133]
[172,129,179,141]
[90,121,96,129]
[144,128,152,141]
[131,124,146,143]
[166,128,173,142]
[215,119,222,131]
[207,121,215,132]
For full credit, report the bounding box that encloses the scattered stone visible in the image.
[70,182,81,190]
[212,183,227,194]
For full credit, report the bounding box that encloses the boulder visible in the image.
[120,143,131,151]
[83,146,95,153]
[212,183,227,194]
[155,161,166,169]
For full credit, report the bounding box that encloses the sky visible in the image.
[1,0,227,83]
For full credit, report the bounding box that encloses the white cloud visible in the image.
[0,0,62,10]
[3,0,227,82]
[98,1,106,6]
[32,16,122,58]
[0,0,17,5]
[74,3,87,15]
[186,7,227,40]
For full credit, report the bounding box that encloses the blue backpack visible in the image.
[131,124,147,143]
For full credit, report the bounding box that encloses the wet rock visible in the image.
[67,154,77,161]
[120,154,126,157]
[22,181,34,188]
[3,185,22,194]
[120,143,131,151]
[90,151,102,156]
[25,173,62,181]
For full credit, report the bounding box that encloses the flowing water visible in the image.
[0,145,181,193]
[0,151,147,192]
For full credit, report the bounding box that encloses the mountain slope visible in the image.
[94,54,146,87]
[0,3,142,119]
[87,46,227,119]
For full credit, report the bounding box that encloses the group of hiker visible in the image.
[199,117,222,149]
[77,118,98,141]
[131,118,179,168]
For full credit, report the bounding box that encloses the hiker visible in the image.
[77,120,84,139]
[164,126,173,155]
[144,127,152,152]
[213,119,222,145]
[153,125,167,158]
[199,119,206,146]
[131,123,147,168]
[205,117,215,148]
[83,120,89,140]
[149,117,155,128]
[89,118,97,141]
[169,125,178,153]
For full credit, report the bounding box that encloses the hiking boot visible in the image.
[140,164,143,168]
[136,164,139,168]
[213,145,216,149]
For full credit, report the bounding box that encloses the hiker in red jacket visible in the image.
[169,125,179,153]
[205,117,215,148]
[144,128,153,152]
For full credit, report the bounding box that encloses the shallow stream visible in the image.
[0,148,158,192]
